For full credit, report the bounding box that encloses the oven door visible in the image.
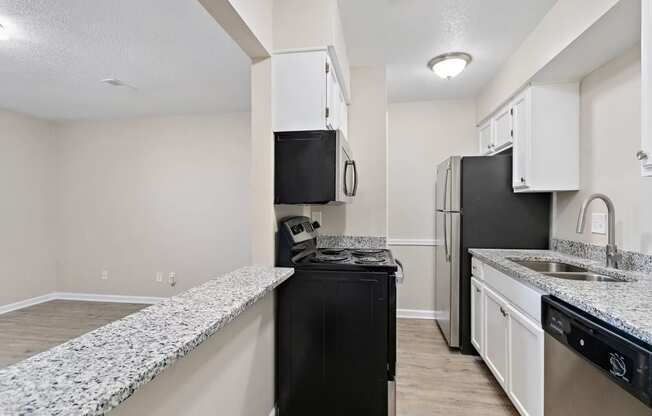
[335,130,357,204]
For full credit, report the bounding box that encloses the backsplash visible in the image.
[552,238,652,274]
[317,235,387,249]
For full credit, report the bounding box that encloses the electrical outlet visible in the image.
[100,270,109,280]
[168,272,177,287]
[592,213,607,235]
[311,211,322,227]
[155,272,163,283]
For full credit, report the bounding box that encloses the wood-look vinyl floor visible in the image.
[397,319,518,416]
[0,300,147,368]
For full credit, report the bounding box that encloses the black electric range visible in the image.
[292,247,399,273]
[276,216,399,416]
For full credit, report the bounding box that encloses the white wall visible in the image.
[554,46,652,254]
[476,0,619,122]
[387,99,477,312]
[55,112,251,296]
[112,293,275,416]
[318,66,388,237]
[0,110,58,306]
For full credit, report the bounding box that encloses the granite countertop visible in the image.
[469,249,652,344]
[0,266,294,416]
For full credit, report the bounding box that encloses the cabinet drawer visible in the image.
[471,257,484,280]
[484,264,543,323]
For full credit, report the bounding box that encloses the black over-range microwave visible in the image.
[274,130,357,205]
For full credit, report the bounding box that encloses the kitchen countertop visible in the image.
[0,266,294,416]
[469,249,652,345]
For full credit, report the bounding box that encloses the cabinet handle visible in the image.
[500,307,508,317]
[520,177,526,183]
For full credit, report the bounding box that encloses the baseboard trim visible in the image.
[397,309,440,320]
[53,292,165,305]
[0,292,165,315]
[0,293,58,316]
[388,238,441,247]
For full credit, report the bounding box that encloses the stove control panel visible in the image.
[282,216,319,244]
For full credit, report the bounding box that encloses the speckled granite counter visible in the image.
[0,266,294,416]
[469,249,652,345]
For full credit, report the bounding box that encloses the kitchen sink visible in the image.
[509,259,627,282]
[510,260,588,273]
[540,272,621,282]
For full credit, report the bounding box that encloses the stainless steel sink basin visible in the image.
[509,259,627,282]
[540,272,621,282]
[511,260,588,273]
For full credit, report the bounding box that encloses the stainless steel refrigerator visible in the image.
[435,154,551,354]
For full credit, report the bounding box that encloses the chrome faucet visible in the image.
[576,193,620,268]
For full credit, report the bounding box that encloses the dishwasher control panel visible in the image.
[542,296,652,408]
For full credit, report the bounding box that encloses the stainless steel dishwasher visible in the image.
[542,296,652,416]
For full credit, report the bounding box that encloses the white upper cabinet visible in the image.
[273,50,349,136]
[479,83,580,192]
[512,83,580,193]
[478,120,494,155]
[642,0,652,176]
[493,106,513,152]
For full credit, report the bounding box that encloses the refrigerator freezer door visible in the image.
[435,157,462,348]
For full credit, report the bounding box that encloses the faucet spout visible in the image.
[576,193,619,268]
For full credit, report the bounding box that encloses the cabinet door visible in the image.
[273,51,328,132]
[493,106,513,151]
[339,88,349,137]
[508,304,544,416]
[326,57,339,130]
[483,286,509,389]
[642,0,652,176]
[478,121,493,155]
[278,270,388,416]
[470,277,484,356]
[512,91,530,189]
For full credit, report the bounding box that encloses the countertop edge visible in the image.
[0,266,294,416]
[469,248,652,345]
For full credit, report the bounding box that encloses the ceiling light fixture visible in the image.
[0,24,10,41]
[427,52,472,80]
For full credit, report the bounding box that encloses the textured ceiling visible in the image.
[0,0,251,121]
[339,0,558,102]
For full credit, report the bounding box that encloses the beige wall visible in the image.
[112,293,276,416]
[318,66,388,237]
[554,46,652,254]
[55,112,252,296]
[476,0,619,122]
[0,110,58,306]
[387,99,477,312]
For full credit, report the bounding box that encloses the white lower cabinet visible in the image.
[470,277,484,354]
[507,304,544,416]
[473,258,545,416]
[483,285,509,389]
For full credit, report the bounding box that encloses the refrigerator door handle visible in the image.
[443,167,451,261]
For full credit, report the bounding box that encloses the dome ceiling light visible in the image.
[427,52,472,80]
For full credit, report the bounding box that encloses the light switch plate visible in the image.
[591,213,607,235]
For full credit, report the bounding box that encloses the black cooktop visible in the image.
[293,248,399,272]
